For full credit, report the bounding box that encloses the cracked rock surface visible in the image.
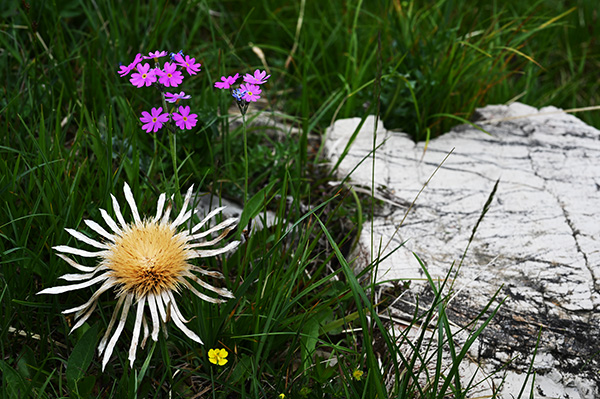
[324,103,600,398]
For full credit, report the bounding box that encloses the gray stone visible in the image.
[194,193,281,236]
[324,103,600,398]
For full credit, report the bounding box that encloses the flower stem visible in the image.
[169,129,181,202]
[159,91,181,200]
[242,112,248,205]
[210,365,216,399]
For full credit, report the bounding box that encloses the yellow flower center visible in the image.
[106,221,191,297]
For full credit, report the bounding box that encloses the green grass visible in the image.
[1,0,597,397]
[376,0,600,140]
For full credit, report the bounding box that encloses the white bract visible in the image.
[38,183,239,370]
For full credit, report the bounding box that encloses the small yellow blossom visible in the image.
[352,369,364,381]
[279,394,285,399]
[208,348,229,366]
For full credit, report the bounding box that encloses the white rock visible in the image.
[324,103,600,398]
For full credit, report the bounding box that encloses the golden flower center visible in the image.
[106,221,190,297]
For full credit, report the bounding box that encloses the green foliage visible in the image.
[378,0,595,140]
[67,324,99,397]
[0,360,29,399]
[209,0,599,141]
[0,0,592,397]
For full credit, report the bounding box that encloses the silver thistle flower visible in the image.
[38,183,239,370]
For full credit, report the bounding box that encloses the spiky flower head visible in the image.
[38,183,239,371]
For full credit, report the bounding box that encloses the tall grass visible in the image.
[378,1,598,140]
[218,0,599,141]
[0,0,595,397]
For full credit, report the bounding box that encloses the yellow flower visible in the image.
[38,183,239,371]
[278,394,285,399]
[352,369,364,381]
[208,348,229,365]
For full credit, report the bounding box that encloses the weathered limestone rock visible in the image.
[194,193,282,236]
[324,103,600,398]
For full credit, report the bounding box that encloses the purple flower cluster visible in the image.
[118,50,201,133]
[214,69,270,115]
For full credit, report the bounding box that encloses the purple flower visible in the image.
[240,83,261,102]
[214,73,240,89]
[144,50,167,59]
[174,53,201,75]
[165,91,191,103]
[118,64,132,77]
[129,63,157,87]
[243,69,270,85]
[130,53,144,69]
[140,107,170,133]
[156,62,184,87]
[172,106,198,130]
[118,53,143,77]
